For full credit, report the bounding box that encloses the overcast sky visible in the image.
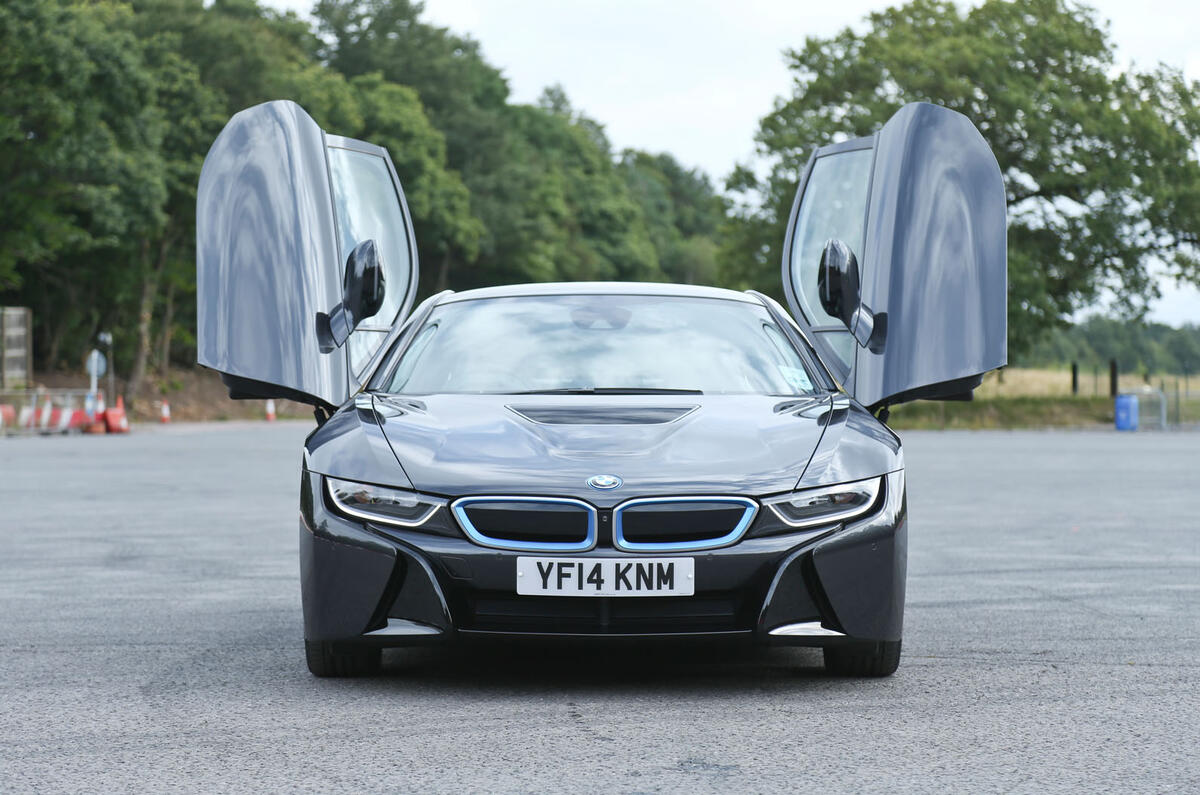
[263,0,1199,325]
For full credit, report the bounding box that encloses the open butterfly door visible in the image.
[196,100,419,410]
[780,102,1007,410]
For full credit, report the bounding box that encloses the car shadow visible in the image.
[367,640,854,693]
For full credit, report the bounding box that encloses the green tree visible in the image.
[347,72,482,293]
[619,150,726,284]
[467,91,659,286]
[315,2,665,289]
[1021,316,1200,374]
[314,0,510,288]
[314,0,509,179]
[0,0,167,369]
[121,29,225,405]
[727,0,1200,356]
[81,0,474,392]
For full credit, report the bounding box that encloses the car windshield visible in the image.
[382,294,820,396]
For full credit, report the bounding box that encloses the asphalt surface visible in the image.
[1,422,1197,792]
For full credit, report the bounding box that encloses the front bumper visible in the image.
[299,470,906,646]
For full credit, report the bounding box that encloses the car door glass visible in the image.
[789,148,873,367]
[327,146,413,373]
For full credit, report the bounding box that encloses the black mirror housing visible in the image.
[817,238,860,328]
[317,239,387,352]
[818,238,886,354]
[343,239,386,326]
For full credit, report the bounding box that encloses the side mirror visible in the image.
[818,238,885,353]
[342,239,386,327]
[817,238,860,328]
[317,239,387,352]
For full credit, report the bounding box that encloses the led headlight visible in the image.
[762,476,883,529]
[325,477,445,528]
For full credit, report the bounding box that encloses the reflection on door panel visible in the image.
[789,148,873,367]
[327,147,412,373]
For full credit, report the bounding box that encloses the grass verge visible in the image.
[887,396,1115,430]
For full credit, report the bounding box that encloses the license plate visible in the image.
[516,557,694,597]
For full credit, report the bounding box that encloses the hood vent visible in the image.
[373,396,427,418]
[508,405,697,425]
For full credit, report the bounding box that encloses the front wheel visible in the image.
[305,640,382,677]
[823,640,901,677]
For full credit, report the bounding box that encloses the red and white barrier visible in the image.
[0,388,134,437]
[38,398,53,430]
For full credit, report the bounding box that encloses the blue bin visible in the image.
[1115,394,1139,431]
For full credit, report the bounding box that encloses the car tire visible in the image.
[823,640,901,677]
[304,640,382,677]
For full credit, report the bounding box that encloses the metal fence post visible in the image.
[1175,379,1182,427]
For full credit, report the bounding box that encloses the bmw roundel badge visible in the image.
[587,474,622,490]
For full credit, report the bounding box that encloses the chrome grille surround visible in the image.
[612,496,759,553]
[450,496,597,553]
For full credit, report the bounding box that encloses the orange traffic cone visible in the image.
[105,395,130,433]
[265,399,277,422]
[160,399,171,424]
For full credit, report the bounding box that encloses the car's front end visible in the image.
[299,383,906,677]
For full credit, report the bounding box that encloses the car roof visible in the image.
[439,281,760,305]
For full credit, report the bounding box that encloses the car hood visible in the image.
[370,393,831,504]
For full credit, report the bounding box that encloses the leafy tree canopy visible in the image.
[0,0,166,289]
[1021,316,1200,375]
[2,0,1194,400]
[726,0,1200,356]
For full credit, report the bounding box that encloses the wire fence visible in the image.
[981,364,1200,430]
[1132,380,1200,430]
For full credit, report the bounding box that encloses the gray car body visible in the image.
[195,99,1004,650]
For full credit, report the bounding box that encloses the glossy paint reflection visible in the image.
[197,100,347,407]
[797,395,903,489]
[781,102,1007,409]
[304,394,856,506]
[854,102,1007,407]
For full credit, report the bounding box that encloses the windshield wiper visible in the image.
[509,387,704,395]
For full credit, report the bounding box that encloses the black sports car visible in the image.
[196,100,1006,677]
